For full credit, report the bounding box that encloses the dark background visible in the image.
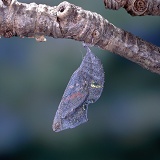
[0,0,160,160]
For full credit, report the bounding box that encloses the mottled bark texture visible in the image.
[2,0,12,6]
[0,0,160,74]
[0,0,62,40]
[104,0,160,16]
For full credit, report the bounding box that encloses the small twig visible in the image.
[0,1,160,74]
[103,0,160,16]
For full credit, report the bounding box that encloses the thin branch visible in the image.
[0,0,160,74]
[104,0,160,16]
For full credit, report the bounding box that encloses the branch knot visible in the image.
[132,0,148,15]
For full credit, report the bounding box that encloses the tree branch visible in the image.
[104,0,160,16]
[0,0,160,74]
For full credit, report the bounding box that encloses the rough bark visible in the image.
[104,0,160,16]
[0,0,160,74]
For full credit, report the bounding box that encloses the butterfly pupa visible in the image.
[52,45,104,132]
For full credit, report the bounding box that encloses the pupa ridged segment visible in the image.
[52,44,104,132]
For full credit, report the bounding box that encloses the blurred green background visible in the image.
[0,0,160,160]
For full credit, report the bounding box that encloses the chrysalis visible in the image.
[52,44,104,132]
